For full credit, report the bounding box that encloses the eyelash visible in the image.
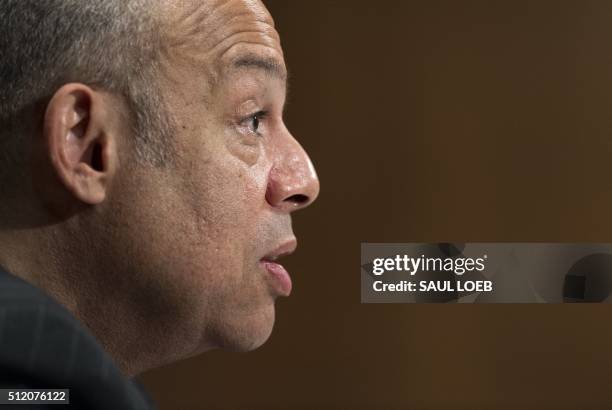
[242,110,268,137]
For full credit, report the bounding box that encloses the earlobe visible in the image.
[43,83,116,206]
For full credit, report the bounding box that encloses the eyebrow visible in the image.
[231,55,288,81]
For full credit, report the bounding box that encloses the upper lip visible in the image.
[261,238,297,262]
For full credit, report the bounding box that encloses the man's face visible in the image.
[107,0,319,359]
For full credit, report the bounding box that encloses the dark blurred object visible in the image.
[563,254,612,302]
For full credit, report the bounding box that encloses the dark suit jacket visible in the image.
[0,268,156,409]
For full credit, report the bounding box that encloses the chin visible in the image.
[211,302,277,352]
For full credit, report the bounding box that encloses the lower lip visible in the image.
[261,260,292,296]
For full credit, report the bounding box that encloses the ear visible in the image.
[43,83,118,205]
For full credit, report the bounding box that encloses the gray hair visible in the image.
[0,0,174,179]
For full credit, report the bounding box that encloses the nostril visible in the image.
[286,194,309,205]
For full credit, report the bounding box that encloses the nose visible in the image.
[265,133,320,212]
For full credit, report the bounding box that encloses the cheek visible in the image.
[175,152,270,271]
[162,121,273,288]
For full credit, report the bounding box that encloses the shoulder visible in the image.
[0,269,155,410]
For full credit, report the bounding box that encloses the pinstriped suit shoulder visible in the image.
[0,269,155,410]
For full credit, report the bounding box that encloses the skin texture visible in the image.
[0,0,319,376]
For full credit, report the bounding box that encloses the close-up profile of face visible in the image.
[0,0,322,405]
[0,0,319,378]
[99,0,319,367]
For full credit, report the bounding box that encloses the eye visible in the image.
[244,110,267,136]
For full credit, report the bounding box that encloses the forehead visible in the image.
[164,0,287,83]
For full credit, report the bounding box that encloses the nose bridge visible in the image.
[266,130,319,211]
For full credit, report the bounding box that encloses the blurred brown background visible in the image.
[140,1,612,408]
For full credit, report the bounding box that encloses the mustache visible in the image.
[256,215,294,252]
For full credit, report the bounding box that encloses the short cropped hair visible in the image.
[0,0,175,182]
